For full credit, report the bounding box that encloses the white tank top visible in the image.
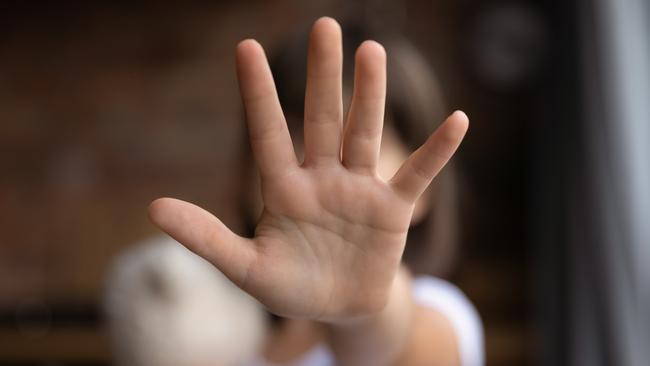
[248,276,485,366]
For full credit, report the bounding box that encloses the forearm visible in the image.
[322,265,415,366]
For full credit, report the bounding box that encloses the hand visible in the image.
[148,17,468,321]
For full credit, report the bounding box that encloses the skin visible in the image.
[149,17,468,366]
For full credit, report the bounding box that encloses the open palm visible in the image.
[148,18,468,321]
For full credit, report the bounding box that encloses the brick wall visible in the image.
[0,1,533,364]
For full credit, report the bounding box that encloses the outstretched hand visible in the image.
[148,17,468,321]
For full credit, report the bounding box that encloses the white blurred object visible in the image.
[104,235,268,366]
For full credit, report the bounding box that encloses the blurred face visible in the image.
[246,118,431,225]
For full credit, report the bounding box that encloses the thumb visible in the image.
[148,197,257,288]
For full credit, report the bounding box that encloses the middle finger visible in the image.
[303,17,344,166]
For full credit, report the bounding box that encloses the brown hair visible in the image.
[239,21,461,278]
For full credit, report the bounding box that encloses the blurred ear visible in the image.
[378,124,433,225]
[411,186,432,224]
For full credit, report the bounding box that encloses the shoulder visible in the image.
[412,276,485,366]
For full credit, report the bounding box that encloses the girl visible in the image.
[106,17,484,366]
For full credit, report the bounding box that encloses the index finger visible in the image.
[236,39,298,178]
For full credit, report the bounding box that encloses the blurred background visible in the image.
[0,1,648,365]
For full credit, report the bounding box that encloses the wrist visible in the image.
[321,266,415,365]
[323,266,413,325]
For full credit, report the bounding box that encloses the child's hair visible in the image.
[239,20,462,278]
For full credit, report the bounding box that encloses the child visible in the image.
[106,17,484,366]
